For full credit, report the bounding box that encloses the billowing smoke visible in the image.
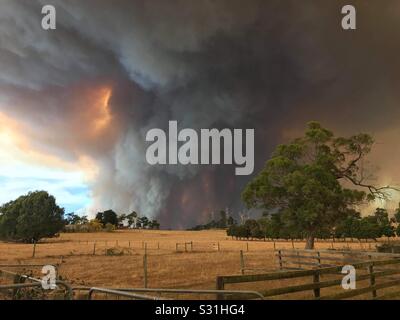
[1,0,400,228]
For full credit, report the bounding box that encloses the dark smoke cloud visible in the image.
[1,0,400,228]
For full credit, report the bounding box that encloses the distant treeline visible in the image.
[189,210,236,230]
[65,210,160,233]
[227,208,400,241]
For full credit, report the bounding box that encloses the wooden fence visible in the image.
[175,242,193,252]
[275,249,400,271]
[216,258,400,300]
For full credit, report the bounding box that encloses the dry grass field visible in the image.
[0,230,397,299]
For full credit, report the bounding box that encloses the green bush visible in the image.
[105,223,116,232]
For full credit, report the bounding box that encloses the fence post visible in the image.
[158,242,160,250]
[93,243,96,255]
[240,250,245,275]
[216,277,225,300]
[12,274,24,300]
[278,250,283,270]
[128,241,131,248]
[143,243,148,288]
[313,271,321,298]
[292,239,295,249]
[176,243,178,252]
[317,251,321,268]
[32,241,37,258]
[218,242,220,252]
[368,263,377,298]
[191,241,193,251]
[297,250,301,269]
[273,241,276,250]
[246,242,249,252]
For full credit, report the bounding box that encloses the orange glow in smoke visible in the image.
[92,88,113,134]
[0,112,74,170]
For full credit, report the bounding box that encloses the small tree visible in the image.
[88,219,103,232]
[127,211,138,227]
[335,210,361,239]
[393,204,400,237]
[356,216,381,240]
[373,208,395,239]
[149,219,160,230]
[105,223,116,232]
[227,216,236,226]
[96,210,118,227]
[80,215,89,225]
[218,210,227,228]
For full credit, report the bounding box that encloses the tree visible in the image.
[218,210,227,228]
[227,216,236,226]
[105,223,116,232]
[242,122,393,249]
[118,214,127,227]
[373,208,395,238]
[356,216,381,240]
[127,211,138,227]
[393,204,400,237]
[96,210,118,227]
[0,191,65,243]
[138,216,150,228]
[65,213,88,225]
[244,219,260,239]
[149,219,160,229]
[95,212,104,224]
[335,210,361,239]
[65,212,79,225]
[88,219,103,232]
[80,215,89,225]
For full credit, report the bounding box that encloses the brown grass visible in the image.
[0,230,395,299]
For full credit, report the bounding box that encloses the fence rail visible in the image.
[216,257,400,300]
[0,267,263,300]
[275,249,400,271]
[88,287,169,300]
[3,259,400,300]
[176,242,193,252]
[75,286,264,300]
[0,268,72,300]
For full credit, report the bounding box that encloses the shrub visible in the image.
[105,223,116,232]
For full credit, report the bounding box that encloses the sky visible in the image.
[1,0,400,227]
[0,110,91,213]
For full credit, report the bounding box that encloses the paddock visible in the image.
[1,230,399,300]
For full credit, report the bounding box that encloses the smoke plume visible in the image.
[1,0,400,227]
